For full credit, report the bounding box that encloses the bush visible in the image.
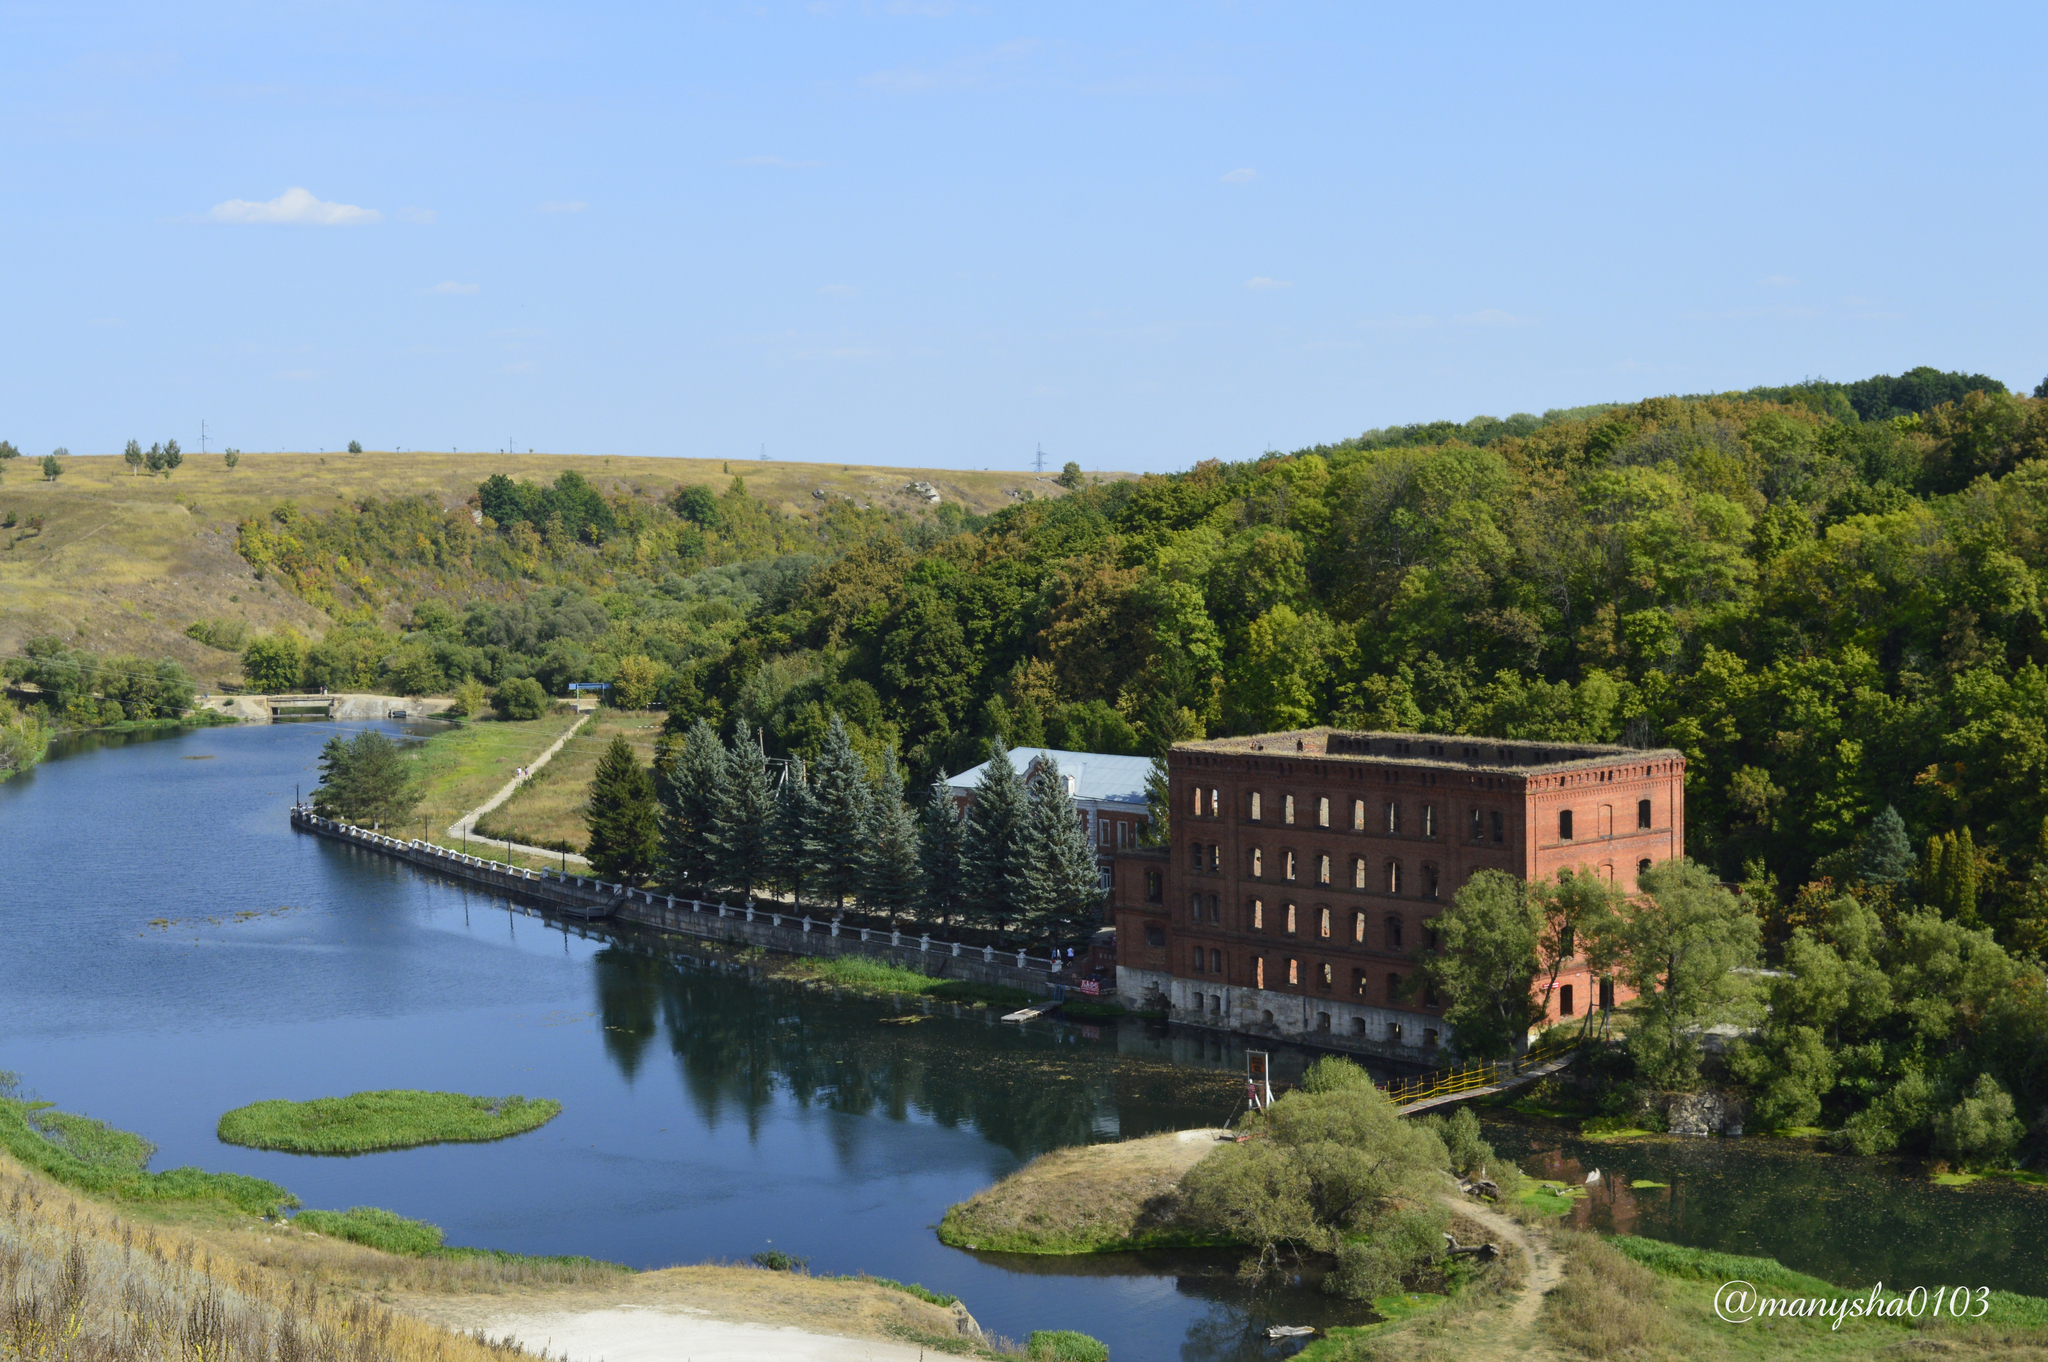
[492,676,548,720]
[750,1250,808,1272]
[1932,1073,2023,1168]
[241,634,305,692]
[1027,1331,1108,1362]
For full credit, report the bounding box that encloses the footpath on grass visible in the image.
[445,712,591,863]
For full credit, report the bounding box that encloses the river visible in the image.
[5,721,2044,1362]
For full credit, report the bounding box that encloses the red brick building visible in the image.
[1111,727,1685,1059]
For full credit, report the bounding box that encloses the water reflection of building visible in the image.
[1112,727,1684,1057]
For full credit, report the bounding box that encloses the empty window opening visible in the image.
[1491,811,1505,843]
[1317,796,1330,827]
[1285,851,1297,881]
[1317,1010,1331,1031]
[1638,857,1652,876]
[1319,906,1331,938]
[1252,898,1264,930]
[1320,964,1333,990]
[1256,958,1265,989]
[1424,1028,1439,1048]
[1353,856,1367,889]
[1193,947,1205,972]
[1284,795,1295,825]
[1386,802,1402,834]
[1285,902,1298,934]
[1209,789,1219,818]
[1388,1020,1403,1042]
[1251,848,1263,878]
[1470,808,1484,841]
[1210,844,1221,872]
[1386,915,1403,951]
[1192,787,1204,816]
[1211,948,1222,974]
[1423,804,1436,837]
[1190,841,1203,870]
[1250,791,1262,821]
[1560,983,1575,1017]
[1559,809,1574,841]
[1425,865,1440,900]
[1353,799,1366,831]
[1638,798,1652,829]
[1351,1016,1367,1035]
[1288,958,1299,986]
[1318,853,1331,885]
[1351,967,1366,997]
[1387,861,1402,895]
[1144,924,1166,948]
[1353,912,1365,944]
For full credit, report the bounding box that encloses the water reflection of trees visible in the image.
[1487,1118,2048,1297]
[590,945,1245,1161]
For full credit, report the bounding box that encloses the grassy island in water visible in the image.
[217,1090,562,1154]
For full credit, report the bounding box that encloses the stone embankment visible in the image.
[205,692,458,722]
[291,807,1067,996]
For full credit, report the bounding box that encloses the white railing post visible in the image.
[951,941,961,957]
[982,945,993,963]
[919,934,930,953]
[1016,949,1027,968]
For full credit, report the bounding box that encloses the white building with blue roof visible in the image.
[944,747,1155,889]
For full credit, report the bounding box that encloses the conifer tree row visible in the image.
[639,712,1105,943]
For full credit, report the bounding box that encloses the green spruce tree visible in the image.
[863,750,921,925]
[714,724,775,901]
[1924,827,1980,924]
[916,773,969,926]
[810,712,873,912]
[656,718,728,895]
[1139,753,1170,846]
[1022,756,1105,943]
[771,755,819,911]
[1855,805,1915,886]
[311,730,419,827]
[585,735,658,883]
[964,740,1031,938]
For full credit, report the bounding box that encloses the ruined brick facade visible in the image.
[1111,727,1685,1058]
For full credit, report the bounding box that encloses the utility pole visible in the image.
[200,420,208,456]
[1034,443,1047,473]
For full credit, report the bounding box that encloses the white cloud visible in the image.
[430,281,479,295]
[1220,168,1257,184]
[1455,308,1534,327]
[1246,276,1292,290]
[538,200,587,213]
[208,187,379,226]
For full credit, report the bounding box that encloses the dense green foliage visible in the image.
[0,695,49,781]
[216,1090,562,1154]
[1025,1331,1109,1362]
[0,1076,296,1215]
[5,636,196,724]
[1728,885,2045,1166]
[1179,1057,1453,1300]
[652,717,1103,941]
[311,729,421,827]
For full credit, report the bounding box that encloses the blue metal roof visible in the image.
[945,747,1154,806]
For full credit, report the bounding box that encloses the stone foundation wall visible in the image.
[1118,964,1459,1062]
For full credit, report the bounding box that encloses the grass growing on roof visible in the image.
[217,1090,562,1154]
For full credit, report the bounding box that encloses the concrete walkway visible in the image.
[445,713,591,865]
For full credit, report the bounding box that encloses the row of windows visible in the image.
[1186,788,1660,842]
[1183,992,1442,1047]
[1188,895,1433,950]
[1191,843,1443,897]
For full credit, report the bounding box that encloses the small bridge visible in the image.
[1382,1036,1580,1116]
[264,693,337,719]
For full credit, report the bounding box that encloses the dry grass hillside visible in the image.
[0,451,1107,688]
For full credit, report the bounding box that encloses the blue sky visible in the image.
[3,2,2043,472]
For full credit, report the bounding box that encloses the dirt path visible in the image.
[446,712,590,863]
[1436,1191,1565,1360]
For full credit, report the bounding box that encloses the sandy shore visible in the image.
[440,1304,932,1362]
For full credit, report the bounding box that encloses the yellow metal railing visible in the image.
[1380,1034,1578,1109]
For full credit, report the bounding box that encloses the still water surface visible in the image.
[0,721,1359,1361]
[5,722,2046,1362]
